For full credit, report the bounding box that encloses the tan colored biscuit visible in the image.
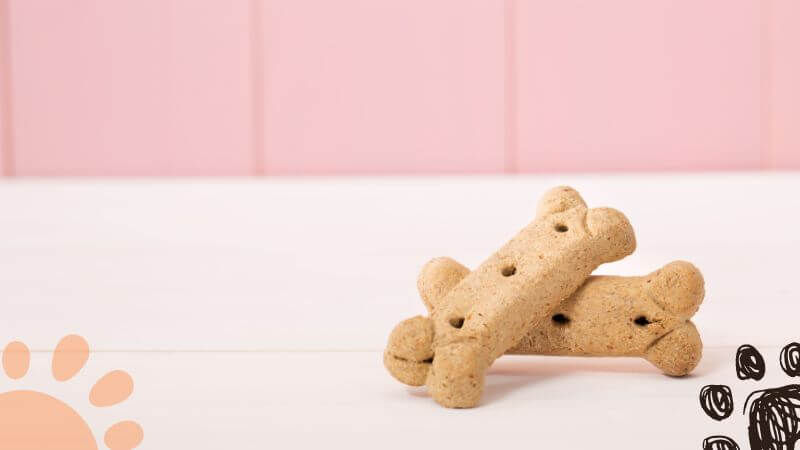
[508,260,704,376]
[386,186,636,408]
[384,261,704,392]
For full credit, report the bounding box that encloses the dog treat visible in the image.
[508,260,704,375]
[385,260,703,393]
[385,186,636,408]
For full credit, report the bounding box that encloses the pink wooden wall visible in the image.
[0,0,797,176]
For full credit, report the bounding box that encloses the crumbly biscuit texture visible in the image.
[508,260,704,376]
[385,186,636,408]
[385,261,704,400]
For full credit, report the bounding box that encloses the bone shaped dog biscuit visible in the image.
[390,259,703,383]
[388,186,636,408]
[508,260,704,375]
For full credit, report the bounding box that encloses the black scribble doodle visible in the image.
[737,344,766,381]
[702,435,740,450]
[780,343,800,377]
[700,385,734,421]
[701,343,800,450]
[745,384,800,450]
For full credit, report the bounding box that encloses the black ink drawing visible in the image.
[737,344,766,381]
[700,342,800,450]
[780,343,800,378]
[703,435,740,450]
[745,384,800,450]
[700,385,734,421]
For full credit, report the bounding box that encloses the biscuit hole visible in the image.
[449,317,465,329]
[552,314,570,325]
[634,316,651,326]
[501,265,516,277]
[555,224,569,233]
[422,357,433,364]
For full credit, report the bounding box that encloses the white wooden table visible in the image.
[1,173,799,448]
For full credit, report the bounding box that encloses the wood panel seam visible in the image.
[760,0,773,169]
[0,0,15,176]
[503,0,517,174]
[249,0,265,176]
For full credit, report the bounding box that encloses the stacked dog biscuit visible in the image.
[384,186,704,408]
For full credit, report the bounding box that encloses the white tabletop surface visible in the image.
[1,173,799,448]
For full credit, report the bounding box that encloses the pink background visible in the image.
[0,0,797,176]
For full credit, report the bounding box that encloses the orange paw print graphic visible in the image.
[0,335,143,450]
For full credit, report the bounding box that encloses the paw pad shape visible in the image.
[700,343,800,450]
[0,335,143,450]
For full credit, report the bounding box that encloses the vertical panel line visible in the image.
[503,0,517,174]
[249,0,265,176]
[760,0,772,169]
[0,0,15,176]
